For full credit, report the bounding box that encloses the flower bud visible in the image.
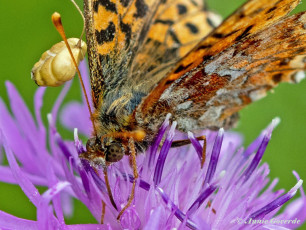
[31,38,87,87]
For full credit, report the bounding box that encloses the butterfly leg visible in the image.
[200,136,207,169]
[171,135,207,168]
[101,200,106,224]
[171,135,206,147]
[117,138,139,220]
[103,168,118,210]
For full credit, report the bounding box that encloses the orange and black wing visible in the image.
[84,0,160,107]
[83,0,220,108]
[136,0,306,132]
[131,0,221,87]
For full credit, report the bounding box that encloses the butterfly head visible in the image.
[81,130,146,167]
[82,136,125,167]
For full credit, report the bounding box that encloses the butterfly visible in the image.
[82,0,305,162]
[32,0,306,219]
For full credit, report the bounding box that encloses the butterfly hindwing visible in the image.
[136,0,306,133]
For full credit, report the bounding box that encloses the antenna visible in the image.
[51,12,97,136]
[69,0,86,46]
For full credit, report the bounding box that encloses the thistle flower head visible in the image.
[0,61,305,229]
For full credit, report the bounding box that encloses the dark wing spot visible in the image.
[95,22,116,44]
[177,4,187,15]
[279,58,290,66]
[154,19,174,25]
[169,30,181,44]
[174,63,192,73]
[99,53,111,63]
[134,0,148,18]
[248,8,264,17]
[266,6,277,14]
[272,73,282,84]
[206,17,217,28]
[196,44,212,50]
[212,29,239,39]
[165,79,175,85]
[190,0,198,6]
[94,0,117,13]
[238,11,245,18]
[294,47,306,55]
[185,23,199,34]
[235,25,253,41]
[212,33,224,38]
[202,55,213,62]
[120,0,130,7]
[120,20,132,47]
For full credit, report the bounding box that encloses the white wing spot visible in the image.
[293,71,305,83]
[176,101,192,110]
[249,89,267,101]
[199,106,224,123]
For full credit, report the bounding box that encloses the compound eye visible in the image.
[106,143,124,163]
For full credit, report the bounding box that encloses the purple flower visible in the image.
[0,61,305,229]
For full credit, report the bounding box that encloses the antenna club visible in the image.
[52,12,62,28]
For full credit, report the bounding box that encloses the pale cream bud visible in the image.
[31,38,87,87]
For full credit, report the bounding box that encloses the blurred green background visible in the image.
[0,0,305,228]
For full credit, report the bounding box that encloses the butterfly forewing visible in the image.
[84,0,163,107]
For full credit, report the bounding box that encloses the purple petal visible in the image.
[51,80,72,125]
[121,173,150,191]
[60,61,92,136]
[79,60,93,108]
[120,207,141,229]
[157,187,198,230]
[148,113,171,168]
[0,165,47,186]
[67,224,112,230]
[243,118,279,160]
[38,181,71,229]
[187,184,218,216]
[249,180,303,220]
[188,131,203,162]
[37,200,59,229]
[78,164,91,196]
[2,134,41,206]
[274,172,306,228]
[0,210,37,229]
[55,132,77,169]
[0,98,37,170]
[203,128,224,187]
[153,121,177,186]
[6,81,38,140]
[85,162,107,194]
[74,128,86,154]
[42,181,71,202]
[143,207,162,230]
[61,192,74,217]
[242,131,271,183]
[60,101,92,136]
[34,87,47,147]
